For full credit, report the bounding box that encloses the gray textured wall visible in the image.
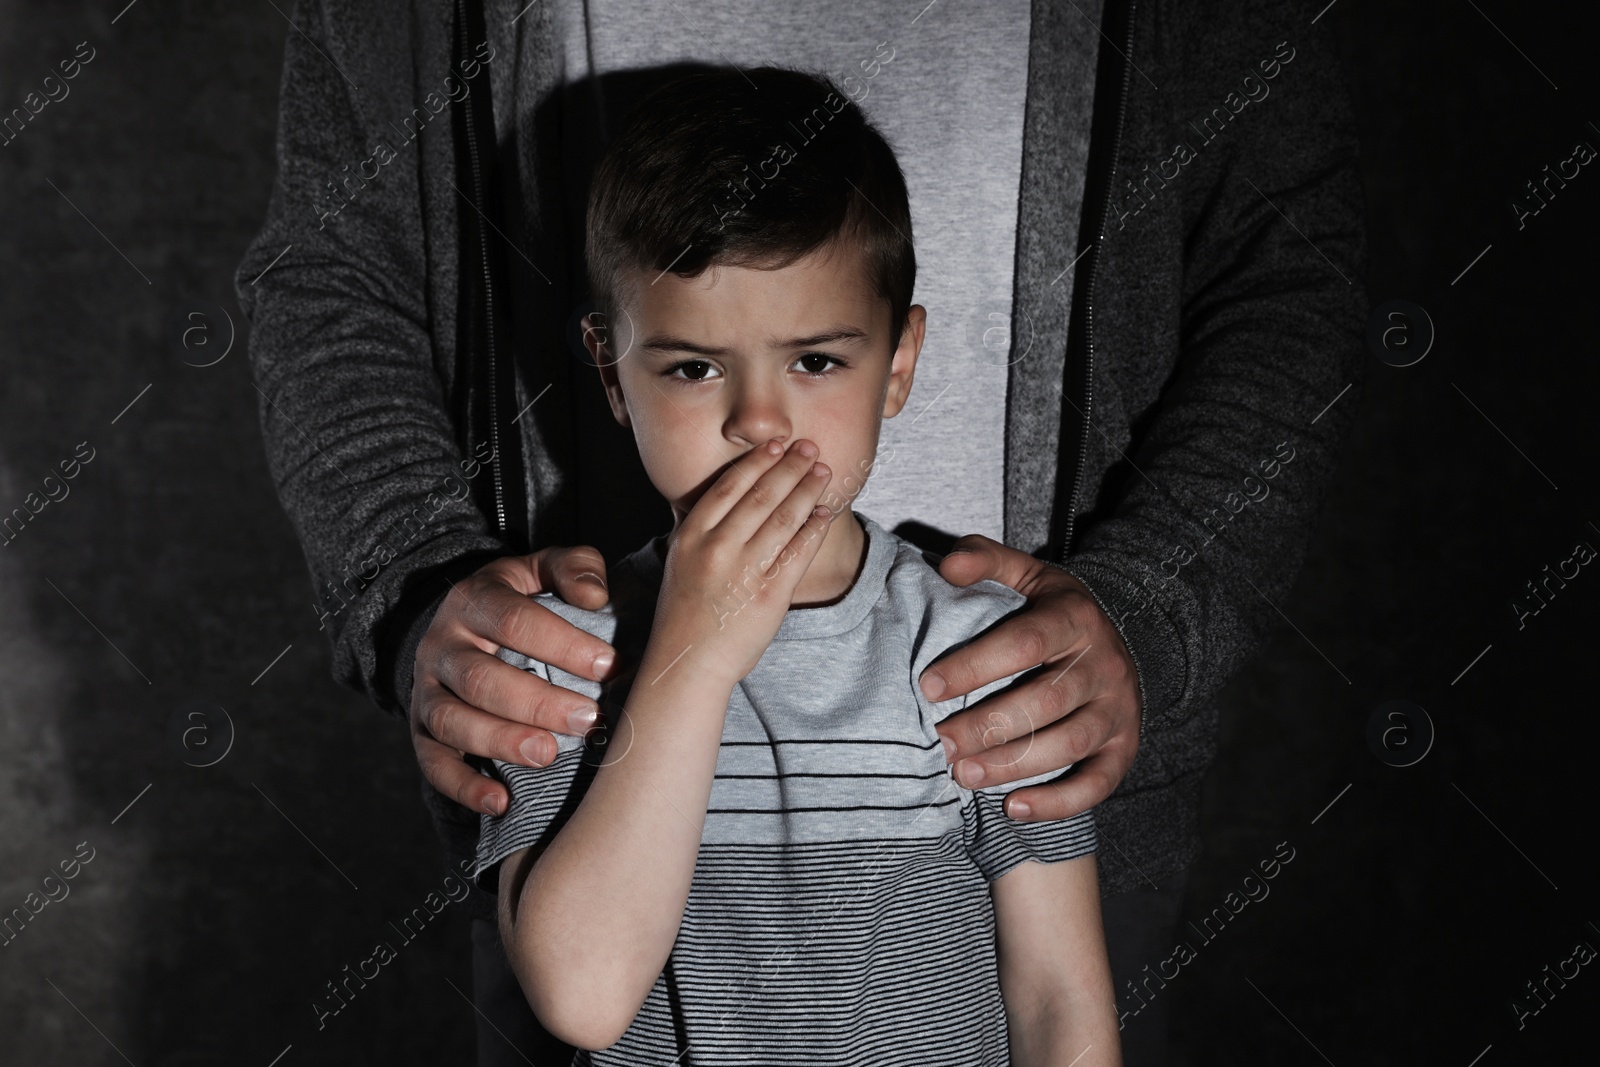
[0,3,474,1064]
[1,1,1595,1065]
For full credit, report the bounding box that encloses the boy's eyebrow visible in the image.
[639,325,871,355]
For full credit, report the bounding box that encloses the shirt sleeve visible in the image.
[470,645,603,893]
[913,575,1100,881]
[955,668,1099,881]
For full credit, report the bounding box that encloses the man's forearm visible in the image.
[508,641,733,1042]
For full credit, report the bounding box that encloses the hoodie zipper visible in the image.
[458,0,508,538]
[1059,0,1136,566]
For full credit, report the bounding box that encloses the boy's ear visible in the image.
[584,312,632,429]
[881,304,927,419]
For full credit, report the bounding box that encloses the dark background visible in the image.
[1,1,1596,1064]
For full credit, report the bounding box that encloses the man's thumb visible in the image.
[528,545,610,604]
[939,543,986,586]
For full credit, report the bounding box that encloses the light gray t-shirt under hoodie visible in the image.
[473,512,1097,1064]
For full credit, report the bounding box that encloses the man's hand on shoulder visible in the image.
[922,534,1141,822]
[409,546,622,817]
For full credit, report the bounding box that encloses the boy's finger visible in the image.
[720,439,822,544]
[767,502,836,585]
[687,437,787,531]
[753,458,832,572]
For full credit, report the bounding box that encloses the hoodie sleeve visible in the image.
[233,0,510,720]
[1060,2,1369,738]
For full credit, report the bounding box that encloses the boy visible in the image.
[470,66,1121,1064]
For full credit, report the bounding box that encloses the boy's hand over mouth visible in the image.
[649,437,836,689]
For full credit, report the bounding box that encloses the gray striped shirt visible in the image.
[473,512,1098,1064]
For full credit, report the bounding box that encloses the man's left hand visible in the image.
[922,534,1142,821]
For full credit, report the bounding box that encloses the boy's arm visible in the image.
[949,653,1114,1062]
[993,853,1123,1067]
[496,642,736,1051]
[494,440,832,1050]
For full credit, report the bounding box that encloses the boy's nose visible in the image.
[724,392,791,450]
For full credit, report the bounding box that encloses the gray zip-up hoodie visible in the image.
[234,0,1367,919]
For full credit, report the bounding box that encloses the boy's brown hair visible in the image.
[585,65,917,348]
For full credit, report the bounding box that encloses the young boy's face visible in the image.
[587,239,925,527]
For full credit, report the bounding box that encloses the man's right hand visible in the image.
[409,547,619,817]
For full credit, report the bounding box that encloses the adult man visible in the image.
[235,1,1365,1063]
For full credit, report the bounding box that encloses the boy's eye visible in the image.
[665,359,720,382]
[793,353,846,376]
[663,354,847,382]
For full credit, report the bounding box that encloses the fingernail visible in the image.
[1008,799,1031,819]
[484,793,506,817]
[569,705,600,735]
[955,759,984,787]
[519,736,548,766]
[940,735,956,763]
[577,570,607,590]
[797,440,818,458]
[593,651,615,678]
[922,670,946,700]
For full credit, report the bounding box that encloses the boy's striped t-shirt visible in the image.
[472,511,1099,1065]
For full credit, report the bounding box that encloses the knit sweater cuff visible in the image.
[378,548,512,721]
[1054,554,1190,738]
